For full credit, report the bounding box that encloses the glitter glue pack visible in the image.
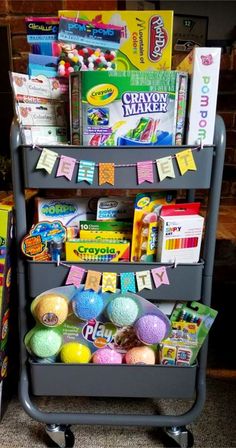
[24,286,171,363]
[59,10,174,71]
[74,70,188,147]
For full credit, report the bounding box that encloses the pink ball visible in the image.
[92,348,122,364]
[135,314,168,345]
[125,346,156,365]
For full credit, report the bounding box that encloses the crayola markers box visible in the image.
[59,10,173,71]
[157,203,204,264]
[65,239,130,262]
[186,47,221,145]
[76,70,188,147]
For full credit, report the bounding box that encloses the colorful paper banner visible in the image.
[99,162,115,185]
[151,266,170,289]
[66,265,85,287]
[156,156,175,181]
[120,272,136,294]
[56,155,76,180]
[36,148,58,174]
[176,149,197,175]
[84,270,101,292]
[102,272,117,293]
[136,270,152,291]
[77,160,95,184]
[137,160,154,184]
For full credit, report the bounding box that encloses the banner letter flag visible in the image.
[36,148,58,174]
[77,160,95,184]
[65,265,85,287]
[137,160,154,184]
[84,270,101,292]
[99,163,115,186]
[102,272,117,293]
[176,149,197,175]
[56,155,76,180]
[156,156,175,181]
[151,267,170,289]
[136,270,152,291]
[120,272,136,294]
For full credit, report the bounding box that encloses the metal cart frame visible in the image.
[10,116,226,448]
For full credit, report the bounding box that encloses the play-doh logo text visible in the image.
[87,84,118,106]
[149,15,168,62]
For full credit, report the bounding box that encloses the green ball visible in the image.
[30,328,62,358]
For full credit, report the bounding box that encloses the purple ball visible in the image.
[92,347,122,364]
[134,314,168,345]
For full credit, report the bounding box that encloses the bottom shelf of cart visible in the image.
[29,360,197,399]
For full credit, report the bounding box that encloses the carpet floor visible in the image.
[0,376,235,448]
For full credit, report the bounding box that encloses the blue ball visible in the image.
[72,289,104,321]
[106,295,139,327]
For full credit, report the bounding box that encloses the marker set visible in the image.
[165,237,198,250]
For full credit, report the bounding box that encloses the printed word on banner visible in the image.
[77,160,95,184]
[56,155,76,181]
[99,162,115,186]
[66,265,85,287]
[84,270,102,292]
[151,266,170,288]
[136,270,152,291]
[156,156,175,181]
[137,160,154,184]
[36,148,58,174]
[102,272,117,293]
[120,272,136,294]
[176,149,197,175]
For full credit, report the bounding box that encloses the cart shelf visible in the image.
[22,144,214,190]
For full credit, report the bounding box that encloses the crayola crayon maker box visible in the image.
[59,10,173,71]
[76,70,188,147]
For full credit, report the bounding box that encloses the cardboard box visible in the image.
[75,70,188,146]
[59,10,174,71]
[35,197,98,228]
[65,239,130,262]
[186,47,221,145]
[173,14,208,53]
[157,203,204,264]
[0,204,13,382]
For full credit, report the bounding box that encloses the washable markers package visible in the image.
[74,70,188,146]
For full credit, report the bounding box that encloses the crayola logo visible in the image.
[87,84,118,106]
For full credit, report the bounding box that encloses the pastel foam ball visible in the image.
[106,296,139,327]
[134,314,168,345]
[60,342,91,364]
[30,328,62,358]
[93,348,122,364]
[35,293,68,327]
[125,346,156,365]
[72,289,104,321]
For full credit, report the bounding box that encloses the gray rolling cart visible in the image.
[10,115,226,448]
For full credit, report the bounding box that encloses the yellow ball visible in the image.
[60,342,91,364]
[35,293,68,327]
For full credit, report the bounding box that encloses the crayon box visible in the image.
[59,10,174,71]
[186,47,221,145]
[65,239,130,262]
[74,70,188,147]
[157,202,204,263]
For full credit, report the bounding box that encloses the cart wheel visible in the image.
[164,426,194,448]
[45,424,75,448]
